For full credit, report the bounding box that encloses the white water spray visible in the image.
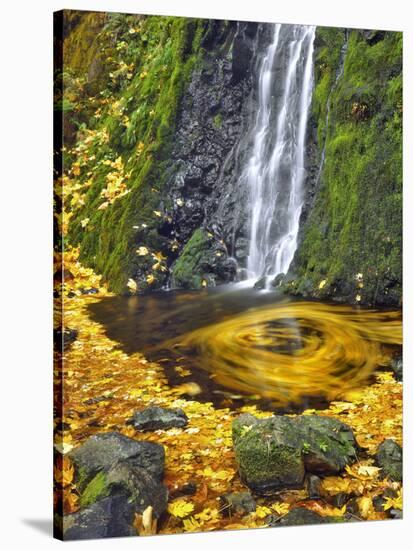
[244,24,316,284]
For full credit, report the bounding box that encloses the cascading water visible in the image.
[243,24,316,284]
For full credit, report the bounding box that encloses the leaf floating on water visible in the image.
[127,278,137,293]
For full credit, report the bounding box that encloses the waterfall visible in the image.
[244,24,316,284]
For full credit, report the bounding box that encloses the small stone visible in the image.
[331,492,349,508]
[390,354,402,381]
[169,482,197,500]
[128,406,188,431]
[375,439,402,481]
[267,508,339,527]
[306,475,322,499]
[220,491,256,517]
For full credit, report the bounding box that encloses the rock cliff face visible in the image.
[162,22,271,288]
[62,13,402,305]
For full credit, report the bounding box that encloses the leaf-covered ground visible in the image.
[54,248,402,535]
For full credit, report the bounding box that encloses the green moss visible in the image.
[235,433,304,486]
[171,228,213,289]
[79,471,109,508]
[213,112,223,128]
[293,29,402,305]
[64,13,207,292]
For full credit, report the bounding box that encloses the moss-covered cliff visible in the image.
[290,28,402,307]
[60,11,207,292]
[60,11,261,293]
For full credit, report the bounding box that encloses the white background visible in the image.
[0,0,411,548]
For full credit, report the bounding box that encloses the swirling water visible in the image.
[88,288,401,410]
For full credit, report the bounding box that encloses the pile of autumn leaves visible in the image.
[54,249,402,535]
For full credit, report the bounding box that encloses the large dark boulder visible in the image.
[295,415,359,475]
[80,461,168,518]
[128,406,188,431]
[375,439,402,481]
[63,495,136,540]
[69,432,165,488]
[232,413,358,493]
[64,433,168,540]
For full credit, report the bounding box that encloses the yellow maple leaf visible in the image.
[319,279,327,289]
[168,499,194,518]
[357,465,381,478]
[383,489,402,511]
[152,251,166,262]
[146,274,155,284]
[358,496,374,519]
[272,502,290,515]
[80,218,89,228]
[153,210,162,217]
[255,506,272,518]
[127,278,137,294]
[54,456,74,487]
[136,246,149,256]
[182,516,201,532]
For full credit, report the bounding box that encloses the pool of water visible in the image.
[88,285,402,411]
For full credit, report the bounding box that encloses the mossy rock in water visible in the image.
[171,228,231,289]
[232,413,359,494]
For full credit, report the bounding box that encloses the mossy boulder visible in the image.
[232,414,305,493]
[232,413,358,494]
[64,432,168,540]
[375,439,402,481]
[79,461,168,516]
[171,228,234,289]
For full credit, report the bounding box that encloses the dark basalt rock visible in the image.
[128,406,188,431]
[375,439,402,481]
[220,491,256,517]
[64,433,169,540]
[161,22,275,289]
[306,475,322,499]
[267,508,340,527]
[232,413,358,494]
[69,432,165,488]
[271,273,285,288]
[390,354,402,381]
[373,488,398,512]
[63,495,136,540]
[104,461,168,518]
